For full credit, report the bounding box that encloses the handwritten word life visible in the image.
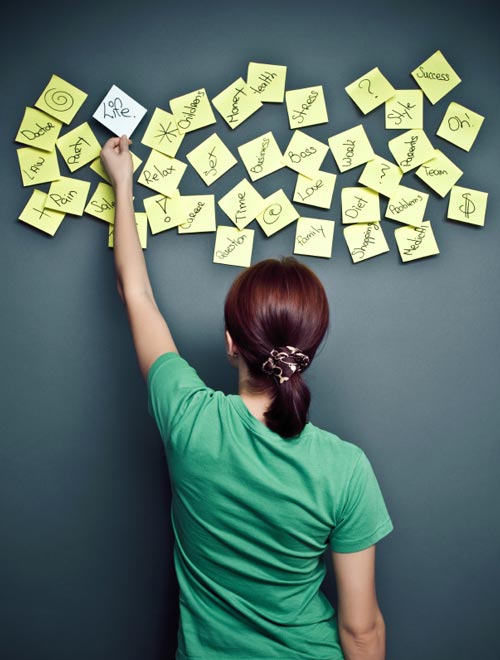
[103,97,132,119]
[215,233,248,259]
[291,89,319,124]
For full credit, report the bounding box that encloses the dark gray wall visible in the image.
[2,1,499,659]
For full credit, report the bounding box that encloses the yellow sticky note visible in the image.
[293,171,336,209]
[344,222,389,263]
[186,133,238,185]
[256,189,299,237]
[218,179,265,229]
[447,186,488,227]
[138,151,187,197]
[436,102,484,152]
[56,122,101,172]
[341,187,380,224]
[388,129,435,173]
[282,130,329,176]
[90,151,142,183]
[35,74,88,124]
[213,225,255,267]
[15,107,63,152]
[285,86,328,129]
[177,195,216,234]
[141,107,184,157]
[108,213,148,249]
[294,218,335,258]
[238,131,284,181]
[18,189,65,236]
[17,147,60,187]
[44,176,91,216]
[328,124,374,173]
[415,150,463,197]
[395,221,439,262]
[385,90,424,130]
[143,193,184,233]
[212,77,262,129]
[385,185,429,226]
[411,50,461,105]
[84,182,116,224]
[345,67,395,115]
[247,62,287,102]
[358,156,402,198]
[170,88,216,134]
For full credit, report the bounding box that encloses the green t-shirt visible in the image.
[148,353,393,660]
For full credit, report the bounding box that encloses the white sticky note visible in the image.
[93,85,147,137]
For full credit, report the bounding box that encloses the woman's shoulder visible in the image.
[305,422,366,466]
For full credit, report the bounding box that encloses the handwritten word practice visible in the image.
[35,74,88,124]
[247,62,287,102]
[84,183,116,224]
[415,150,463,197]
[213,225,255,267]
[19,189,65,236]
[45,176,90,216]
[138,151,187,197]
[16,107,63,151]
[341,187,380,224]
[17,147,60,187]
[359,156,402,198]
[328,124,374,172]
[411,50,461,104]
[238,132,284,181]
[56,122,101,172]
[143,193,184,234]
[256,190,299,237]
[186,133,237,186]
[344,222,389,263]
[93,85,147,137]
[436,102,484,152]
[448,186,488,227]
[285,86,328,129]
[170,89,216,134]
[388,129,435,173]
[212,78,262,129]
[178,195,216,234]
[293,171,336,209]
[141,107,184,157]
[345,67,395,114]
[385,90,424,130]
[385,185,429,226]
[294,218,335,258]
[218,178,265,230]
[282,130,328,175]
[395,221,440,262]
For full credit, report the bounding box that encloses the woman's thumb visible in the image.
[119,134,130,151]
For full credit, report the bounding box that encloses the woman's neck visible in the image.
[237,362,272,425]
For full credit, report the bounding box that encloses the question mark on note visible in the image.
[379,163,389,183]
[358,78,378,98]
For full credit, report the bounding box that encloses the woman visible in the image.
[101,135,393,660]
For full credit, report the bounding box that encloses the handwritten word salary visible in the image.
[215,233,248,259]
[351,223,380,258]
[296,224,326,246]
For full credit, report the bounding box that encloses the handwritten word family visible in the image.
[16,51,487,266]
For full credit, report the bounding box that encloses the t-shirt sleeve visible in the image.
[330,449,394,553]
[147,352,214,445]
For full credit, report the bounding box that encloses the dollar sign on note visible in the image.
[459,192,475,219]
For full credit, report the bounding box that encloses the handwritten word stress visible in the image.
[19,189,65,236]
[294,218,335,259]
[385,90,424,130]
[218,179,265,230]
[56,122,101,172]
[345,67,395,115]
[143,193,184,234]
[213,225,255,268]
[328,124,374,173]
[138,151,187,198]
[170,88,216,135]
[415,149,463,198]
[35,74,88,124]
[256,189,299,237]
[282,130,329,176]
[141,107,184,157]
[395,221,440,262]
[17,147,60,187]
[344,222,389,264]
[247,62,287,102]
[436,101,484,152]
[16,107,63,151]
[448,186,488,227]
[212,78,263,129]
[186,133,238,186]
[285,86,328,129]
[411,50,461,105]
[45,176,90,216]
[293,171,336,210]
[238,131,284,182]
[93,85,147,138]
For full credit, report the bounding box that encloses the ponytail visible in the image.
[224,257,329,439]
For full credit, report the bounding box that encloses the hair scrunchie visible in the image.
[261,346,310,384]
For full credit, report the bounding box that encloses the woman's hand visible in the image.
[100,135,133,189]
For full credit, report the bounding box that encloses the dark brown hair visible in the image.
[224,257,329,438]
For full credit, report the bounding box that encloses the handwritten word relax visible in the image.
[291,89,319,124]
[250,71,277,95]
[351,223,380,259]
[415,67,450,81]
[20,121,56,141]
[49,190,78,207]
[226,87,248,124]
[216,233,247,259]
[296,224,325,246]
[388,194,424,214]
[342,140,356,168]
[181,201,205,228]
[22,154,45,180]
[143,163,176,185]
[344,195,369,219]
[250,136,270,174]
[296,179,324,203]
[67,136,90,165]
[288,146,317,164]
[399,134,418,168]
[403,225,427,255]
[177,90,205,131]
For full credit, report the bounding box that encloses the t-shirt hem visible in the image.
[331,517,394,553]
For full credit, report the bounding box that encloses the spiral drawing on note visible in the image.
[43,87,74,112]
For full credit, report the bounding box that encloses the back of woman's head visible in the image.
[224,257,329,438]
